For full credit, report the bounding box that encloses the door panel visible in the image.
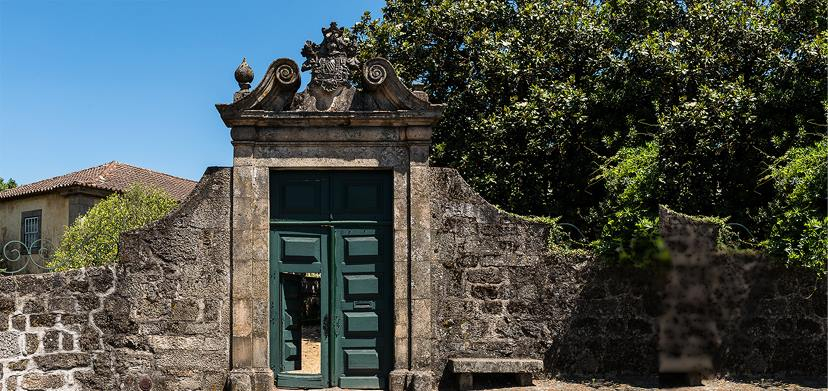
[270,172,330,221]
[270,229,328,388]
[345,312,379,333]
[330,172,392,221]
[345,275,379,295]
[333,227,392,389]
[345,349,379,370]
[282,236,322,263]
[270,171,392,389]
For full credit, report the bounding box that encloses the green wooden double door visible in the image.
[269,171,393,389]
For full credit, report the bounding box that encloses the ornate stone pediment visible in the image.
[215,22,443,127]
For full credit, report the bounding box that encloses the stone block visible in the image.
[411,337,432,370]
[232,259,253,300]
[469,284,504,300]
[78,326,99,351]
[229,370,252,391]
[75,293,100,312]
[252,335,268,368]
[394,337,409,369]
[20,373,64,390]
[75,293,101,312]
[411,299,431,338]
[11,315,26,331]
[29,314,57,328]
[232,299,252,337]
[393,261,409,302]
[24,333,38,355]
[0,277,17,295]
[43,329,60,352]
[410,260,431,299]
[0,331,21,358]
[6,358,28,371]
[466,267,503,284]
[0,296,16,313]
[65,276,89,294]
[388,369,409,391]
[203,299,221,322]
[60,331,75,351]
[410,370,434,391]
[232,336,252,368]
[5,375,18,391]
[156,350,226,370]
[448,358,544,373]
[33,352,90,370]
[47,296,76,313]
[87,267,115,293]
[170,299,200,321]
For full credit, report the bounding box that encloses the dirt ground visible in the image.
[274,378,826,391]
[515,378,827,391]
[287,324,322,374]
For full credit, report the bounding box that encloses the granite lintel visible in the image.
[222,110,443,129]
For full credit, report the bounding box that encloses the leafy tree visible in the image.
[761,140,827,276]
[0,177,17,191]
[52,184,178,271]
[354,0,827,271]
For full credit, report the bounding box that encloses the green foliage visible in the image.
[355,0,826,271]
[0,177,17,191]
[52,185,178,271]
[762,139,827,277]
[591,141,666,265]
[506,212,590,255]
[592,209,670,268]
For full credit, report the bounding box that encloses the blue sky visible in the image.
[0,0,385,184]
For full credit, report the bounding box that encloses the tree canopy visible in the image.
[0,178,17,191]
[353,0,827,275]
[52,184,178,271]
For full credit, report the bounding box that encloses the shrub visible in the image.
[51,184,178,271]
[762,139,827,277]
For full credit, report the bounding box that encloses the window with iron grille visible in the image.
[20,210,42,251]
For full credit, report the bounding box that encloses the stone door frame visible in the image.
[229,125,434,388]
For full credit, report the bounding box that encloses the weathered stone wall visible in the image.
[659,208,827,377]
[0,167,232,390]
[428,167,660,386]
[1,165,823,390]
[429,167,826,386]
[0,267,116,390]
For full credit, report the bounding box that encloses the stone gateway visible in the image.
[217,23,443,391]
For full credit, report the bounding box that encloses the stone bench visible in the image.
[448,358,544,390]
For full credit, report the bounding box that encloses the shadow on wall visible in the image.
[429,167,662,389]
[659,207,827,381]
[428,167,826,389]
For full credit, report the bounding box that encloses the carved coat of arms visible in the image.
[301,22,360,92]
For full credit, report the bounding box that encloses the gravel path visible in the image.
[522,378,827,390]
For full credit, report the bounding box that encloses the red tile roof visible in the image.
[0,161,197,201]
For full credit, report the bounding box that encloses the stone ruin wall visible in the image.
[428,167,660,386]
[659,209,826,376]
[429,167,826,384]
[0,165,824,390]
[0,167,232,391]
[0,267,116,390]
